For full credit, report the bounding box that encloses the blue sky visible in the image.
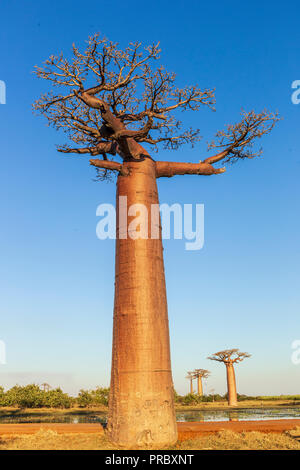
[0,0,299,396]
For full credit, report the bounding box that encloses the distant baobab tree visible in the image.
[193,369,210,396]
[185,372,196,394]
[41,383,51,392]
[33,34,277,447]
[209,388,216,402]
[208,349,251,406]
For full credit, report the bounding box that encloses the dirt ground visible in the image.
[0,421,300,450]
[0,427,300,450]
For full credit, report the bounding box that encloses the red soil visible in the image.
[0,420,299,439]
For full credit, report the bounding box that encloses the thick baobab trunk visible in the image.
[197,376,203,396]
[226,363,238,407]
[107,157,177,448]
[190,379,193,395]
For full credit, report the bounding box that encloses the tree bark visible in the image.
[197,376,203,396]
[190,379,193,395]
[107,157,178,448]
[226,363,238,407]
[156,161,225,177]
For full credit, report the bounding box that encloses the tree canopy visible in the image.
[194,369,210,378]
[33,34,279,179]
[208,349,251,364]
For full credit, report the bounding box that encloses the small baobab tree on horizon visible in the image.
[185,372,196,394]
[40,383,51,392]
[208,349,251,406]
[33,33,277,447]
[193,369,210,396]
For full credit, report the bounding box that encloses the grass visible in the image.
[0,428,300,450]
[174,429,300,450]
[258,396,300,401]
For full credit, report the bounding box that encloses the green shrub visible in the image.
[90,387,109,406]
[43,388,74,408]
[1,384,297,409]
[76,387,109,407]
[4,385,44,408]
[77,389,93,408]
[0,384,73,409]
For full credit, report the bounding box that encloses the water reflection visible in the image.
[0,412,107,424]
[229,412,239,422]
[0,407,300,424]
[175,407,300,422]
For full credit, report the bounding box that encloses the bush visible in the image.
[76,387,109,408]
[77,389,93,408]
[4,385,44,408]
[0,384,73,409]
[237,394,255,401]
[43,388,74,408]
[173,389,228,405]
[1,384,297,409]
[90,387,110,406]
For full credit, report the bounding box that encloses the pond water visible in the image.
[0,407,300,424]
[0,412,107,424]
[176,407,300,422]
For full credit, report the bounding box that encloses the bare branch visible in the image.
[89,159,122,171]
[33,34,278,175]
[193,369,210,379]
[89,158,129,178]
[205,110,280,164]
[58,141,117,157]
[156,161,226,178]
[155,85,216,114]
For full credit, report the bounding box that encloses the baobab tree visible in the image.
[185,372,195,394]
[193,369,210,396]
[208,349,251,406]
[41,383,51,392]
[33,34,277,447]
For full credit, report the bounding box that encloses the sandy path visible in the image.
[0,419,299,438]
